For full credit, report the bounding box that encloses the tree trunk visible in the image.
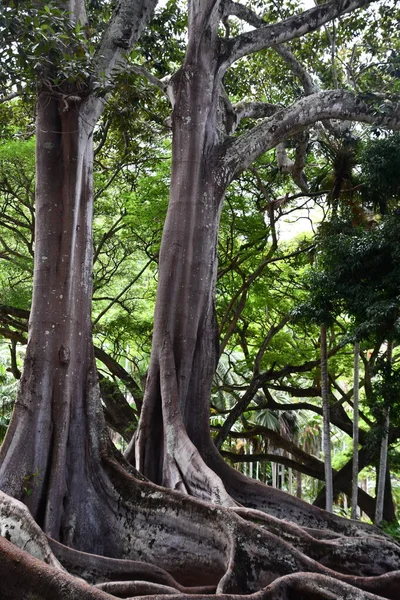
[320,323,333,512]
[351,341,360,519]
[129,0,392,537]
[0,93,138,556]
[374,411,390,525]
[0,93,107,544]
[374,341,393,526]
[129,2,234,505]
[0,0,159,554]
[296,470,302,499]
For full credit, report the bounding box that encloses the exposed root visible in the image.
[258,572,390,600]
[0,535,116,600]
[2,447,400,600]
[0,489,63,569]
[48,536,216,593]
[95,581,184,595]
[204,443,388,537]
[99,459,400,598]
[0,432,400,600]
[231,506,400,576]
[1,533,398,600]
[143,335,235,507]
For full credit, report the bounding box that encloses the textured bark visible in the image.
[375,344,392,526]
[0,93,102,542]
[374,418,390,526]
[0,535,115,600]
[129,0,400,581]
[224,0,375,65]
[2,482,400,600]
[3,530,399,600]
[130,1,234,505]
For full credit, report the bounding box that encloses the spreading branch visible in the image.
[224,0,374,66]
[87,0,159,122]
[232,101,280,132]
[223,91,400,178]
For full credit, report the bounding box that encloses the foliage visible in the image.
[370,355,400,427]
[361,134,400,214]
[294,214,400,340]
[0,1,95,94]
[381,520,400,542]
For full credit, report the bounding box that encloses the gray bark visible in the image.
[224,0,375,65]
[223,91,400,178]
[130,0,400,542]
[2,2,400,598]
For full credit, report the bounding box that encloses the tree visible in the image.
[375,341,392,526]
[351,340,361,519]
[2,1,400,600]
[320,322,333,512]
[131,0,400,518]
[0,0,158,549]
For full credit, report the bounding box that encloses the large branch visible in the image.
[223,91,400,178]
[222,5,317,96]
[221,441,380,522]
[222,450,322,479]
[224,0,374,66]
[87,0,158,122]
[231,101,280,133]
[94,0,158,80]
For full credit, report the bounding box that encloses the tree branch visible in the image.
[0,92,19,104]
[222,0,265,28]
[224,0,374,66]
[130,65,169,96]
[221,450,323,479]
[92,259,152,326]
[276,131,309,193]
[272,44,317,95]
[223,91,400,178]
[88,0,159,122]
[231,101,280,132]
[93,0,158,80]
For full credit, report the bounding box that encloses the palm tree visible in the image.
[351,341,360,519]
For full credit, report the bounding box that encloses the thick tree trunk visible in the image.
[0,93,115,549]
[2,2,399,598]
[129,0,394,539]
[130,3,234,505]
[0,0,158,554]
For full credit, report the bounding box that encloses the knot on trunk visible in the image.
[59,345,71,365]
